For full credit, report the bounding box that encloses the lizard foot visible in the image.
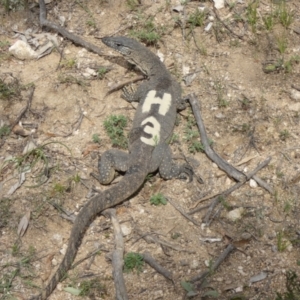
[177,163,194,182]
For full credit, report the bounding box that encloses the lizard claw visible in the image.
[178,163,194,182]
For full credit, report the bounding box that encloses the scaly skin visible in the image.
[29,146,152,300]
[29,37,190,299]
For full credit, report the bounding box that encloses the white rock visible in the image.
[227,207,244,222]
[60,243,68,255]
[121,223,132,236]
[52,258,58,266]
[9,40,37,60]
[249,179,258,188]
[290,89,300,101]
[205,22,213,32]
[288,102,300,111]
[85,67,97,76]
[190,260,200,269]
[213,0,225,9]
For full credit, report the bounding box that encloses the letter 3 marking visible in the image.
[141,116,161,146]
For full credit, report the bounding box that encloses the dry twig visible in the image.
[187,93,273,195]
[39,0,103,56]
[103,209,128,300]
[203,157,272,225]
[142,251,173,283]
[190,243,235,285]
[11,86,35,130]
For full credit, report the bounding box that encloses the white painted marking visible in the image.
[140,116,161,146]
[142,90,172,116]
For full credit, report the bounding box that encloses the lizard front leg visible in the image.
[97,149,129,184]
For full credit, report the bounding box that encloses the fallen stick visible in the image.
[190,243,235,285]
[187,93,273,195]
[189,157,272,215]
[103,209,128,300]
[39,0,103,56]
[203,157,272,225]
[142,251,173,283]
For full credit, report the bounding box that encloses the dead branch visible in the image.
[135,228,195,253]
[142,251,174,283]
[203,157,272,225]
[211,4,244,41]
[11,86,35,130]
[190,243,235,285]
[103,209,128,300]
[106,75,145,96]
[39,0,103,56]
[167,197,200,226]
[187,93,273,195]
[187,93,245,182]
[71,246,108,270]
[189,157,272,214]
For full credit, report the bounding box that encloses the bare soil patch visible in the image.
[0,1,300,299]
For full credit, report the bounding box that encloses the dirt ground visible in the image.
[0,0,300,299]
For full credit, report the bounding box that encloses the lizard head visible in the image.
[101,36,160,76]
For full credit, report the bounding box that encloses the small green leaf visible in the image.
[181,281,194,292]
[203,290,219,297]
[64,287,81,295]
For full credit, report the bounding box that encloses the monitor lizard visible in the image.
[29,36,192,300]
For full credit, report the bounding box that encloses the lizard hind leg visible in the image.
[98,149,129,185]
[151,143,193,182]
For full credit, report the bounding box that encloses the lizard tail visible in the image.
[29,164,148,300]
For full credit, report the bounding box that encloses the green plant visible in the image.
[0,198,11,228]
[263,13,275,31]
[276,230,289,252]
[276,3,294,29]
[75,0,97,28]
[57,74,88,87]
[276,35,288,55]
[0,244,36,295]
[283,200,292,213]
[126,0,139,10]
[167,133,179,145]
[53,183,67,194]
[60,58,76,69]
[1,0,28,11]
[279,129,290,141]
[188,9,206,27]
[1,141,71,187]
[246,1,259,33]
[0,77,21,100]
[276,271,300,300]
[284,55,300,73]
[0,125,10,138]
[181,281,198,297]
[184,113,209,154]
[0,40,10,48]
[124,252,144,273]
[97,67,108,79]
[86,19,96,28]
[171,232,181,239]
[214,80,228,107]
[276,171,284,178]
[79,278,107,297]
[150,193,167,206]
[130,16,165,45]
[104,115,128,149]
[72,173,81,183]
[92,133,101,144]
